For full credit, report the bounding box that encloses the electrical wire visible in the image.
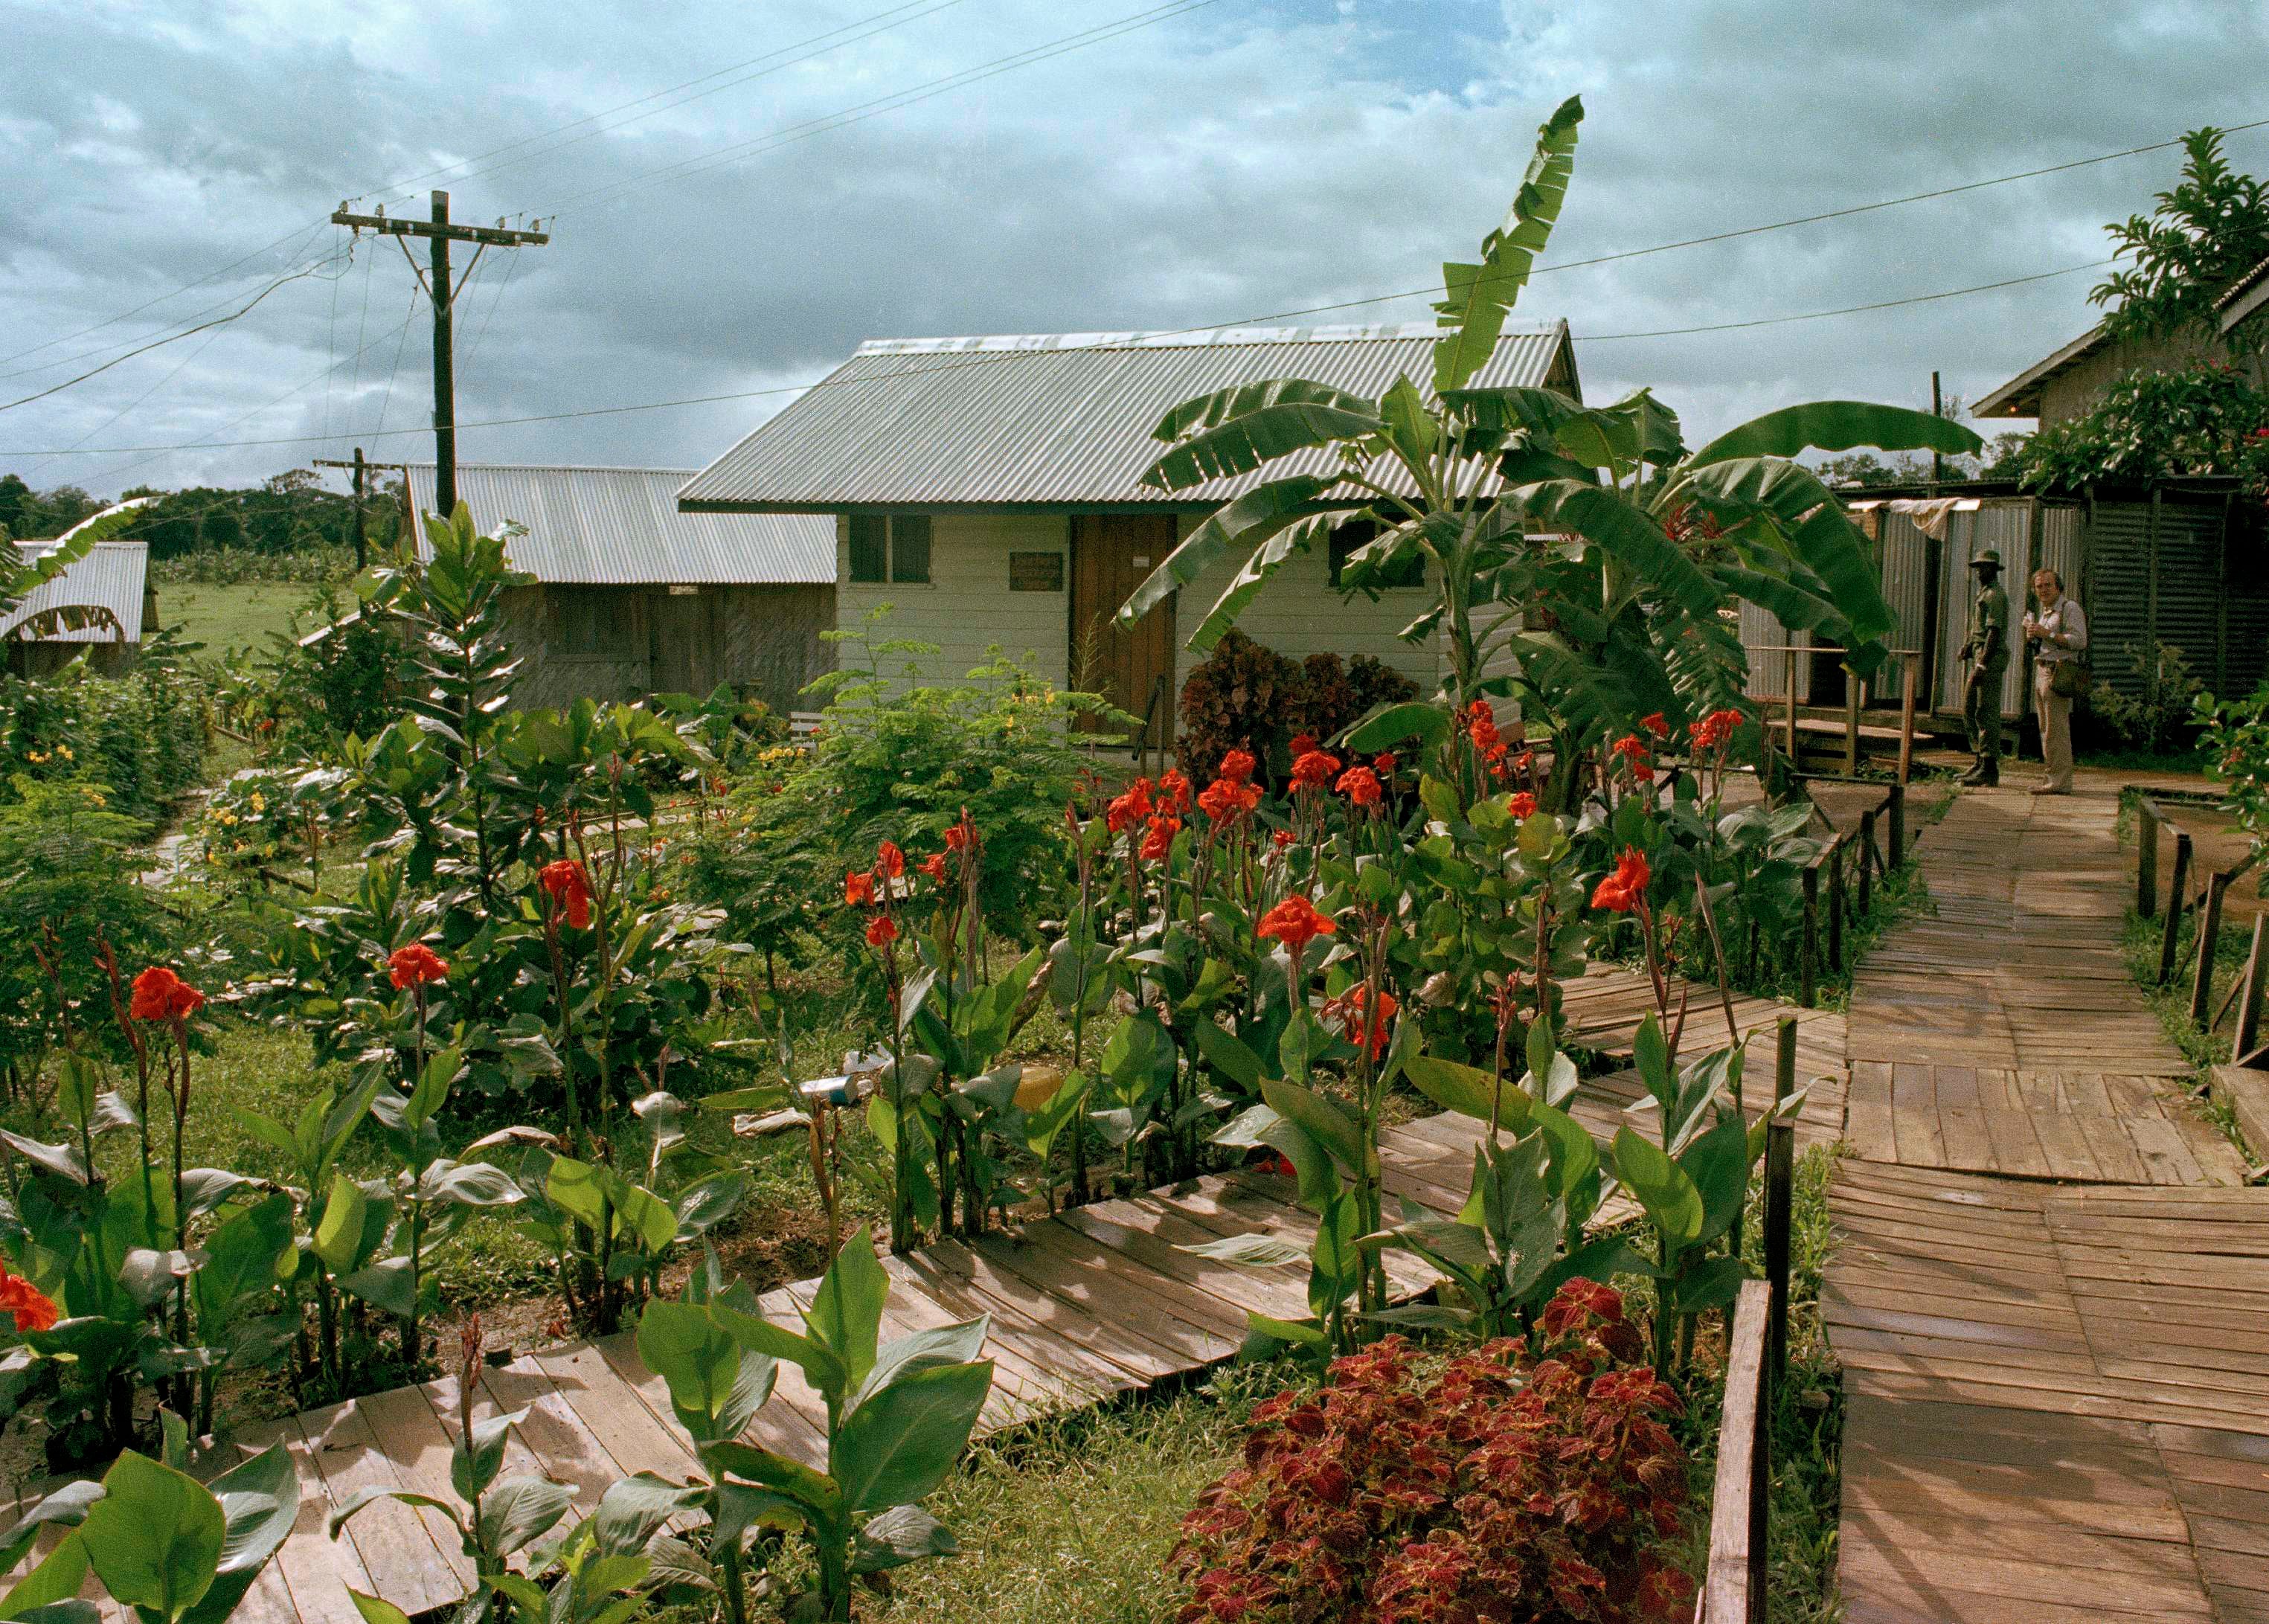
[362,0,982,207]
[541,0,1224,218]
[0,250,353,414]
[1,253,2113,458]
[461,248,523,368]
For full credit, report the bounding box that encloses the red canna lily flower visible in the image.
[1289,749,1341,790]
[1255,894,1336,954]
[865,914,899,948]
[1591,847,1652,913]
[1198,777,1260,824]
[539,860,594,929]
[1508,792,1538,818]
[876,841,905,880]
[1218,748,1257,783]
[1640,711,1669,739]
[1271,829,1294,848]
[1158,768,1192,815]
[1106,779,1155,833]
[1139,815,1181,862]
[944,823,970,853]
[1335,765,1382,806]
[1373,752,1398,777]
[129,966,205,1023]
[1466,699,1500,754]
[1330,984,1399,1059]
[1288,733,1318,758]
[844,870,876,907]
[0,1266,57,1335]
[388,944,448,989]
[922,853,948,884]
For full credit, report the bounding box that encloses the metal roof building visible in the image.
[677,322,1580,512]
[1,539,148,645]
[404,463,833,583]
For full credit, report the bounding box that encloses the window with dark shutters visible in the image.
[847,515,888,583]
[890,514,931,584]
[847,515,931,585]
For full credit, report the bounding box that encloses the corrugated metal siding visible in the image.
[405,464,834,585]
[1,541,147,643]
[2226,508,2269,697]
[1933,504,2032,717]
[2083,499,2154,700]
[1877,510,1930,671]
[678,323,1575,510]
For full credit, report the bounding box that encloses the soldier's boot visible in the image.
[1976,758,2000,787]
[1959,761,1989,786]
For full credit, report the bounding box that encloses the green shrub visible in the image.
[2092,637,2205,754]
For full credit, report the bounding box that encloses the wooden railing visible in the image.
[1791,780,1906,1008]
[1696,1016,1802,1622]
[1747,645,1921,784]
[2135,792,2269,1064]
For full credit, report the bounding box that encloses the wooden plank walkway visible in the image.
[1826,784,2269,1623]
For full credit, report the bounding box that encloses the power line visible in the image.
[1576,260,2116,341]
[362,0,981,206]
[542,0,1225,217]
[1,251,2108,458]
[0,250,351,414]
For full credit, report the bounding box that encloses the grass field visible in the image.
[155,581,330,658]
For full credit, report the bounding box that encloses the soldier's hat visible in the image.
[1968,549,2003,572]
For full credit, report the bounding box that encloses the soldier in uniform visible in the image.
[1957,549,2009,786]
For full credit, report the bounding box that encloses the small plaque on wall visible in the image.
[1009,551,1065,592]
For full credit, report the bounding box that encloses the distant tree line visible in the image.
[0,468,404,559]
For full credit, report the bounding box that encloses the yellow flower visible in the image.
[249,792,266,812]
[218,811,238,826]
[55,745,72,761]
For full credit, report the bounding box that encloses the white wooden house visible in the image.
[677,323,1580,745]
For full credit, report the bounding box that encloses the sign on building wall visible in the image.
[1009,551,1065,592]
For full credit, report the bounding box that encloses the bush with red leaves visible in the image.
[1168,1280,1695,1624]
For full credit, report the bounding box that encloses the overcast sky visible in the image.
[4,0,2267,500]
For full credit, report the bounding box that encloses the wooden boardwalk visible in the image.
[1826,784,2269,1622]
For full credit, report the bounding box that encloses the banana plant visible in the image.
[0,1422,297,1624]
[1116,92,1983,807]
[694,1227,994,1622]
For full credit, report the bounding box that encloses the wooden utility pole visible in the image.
[314,451,409,569]
[329,192,548,519]
[1930,370,1945,490]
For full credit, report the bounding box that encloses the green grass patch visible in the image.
[158,582,333,660]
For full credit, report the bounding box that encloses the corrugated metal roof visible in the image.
[1971,324,2108,419]
[404,463,835,585]
[1,540,146,643]
[678,321,1579,510]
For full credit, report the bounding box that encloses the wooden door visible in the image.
[1071,513,1178,748]
[648,588,707,696]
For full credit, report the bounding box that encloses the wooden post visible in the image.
[1887,781,1906,870]
[2159,831,2192,985]
[1897,655,1917,786]
[350,446,368,571]
[1785,681,1800,768]
[1858,809,1876,916]
[1826,835,1846,973]
[1799,866,1819,1008]
[1843,678,1860,776]
[1706,1280,1773,1624]
[1775,1012,1796,1109]
[2237,914,2269,1064]
[1765,1117,1795,1387]
[2137,797,2160,919]
[2192,871,2230,1027]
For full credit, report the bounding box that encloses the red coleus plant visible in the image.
[1169,1282,1693,1624]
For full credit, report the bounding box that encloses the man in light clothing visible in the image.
[2021,568,2087,795]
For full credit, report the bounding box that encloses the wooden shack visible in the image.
[402,463,837,713]
[1740,479,2268,731]
[2,538,152,677]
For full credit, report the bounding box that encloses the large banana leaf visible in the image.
[1515,481,1721,616]
[1432,94,1583,395]
[1117,475,1332,626]
[1142,382,1383,492]
[1438,384,1587,440]
[1500,629,1641,739]
[1,498,151,630]
[1686,400,1983,467]
[1672,458,1895,643]
[1189,510,1341,652]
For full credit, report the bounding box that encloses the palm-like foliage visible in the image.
[0,498,152,645]
[1117,94,1982,794]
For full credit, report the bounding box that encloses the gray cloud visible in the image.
[4,0,2266,495]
